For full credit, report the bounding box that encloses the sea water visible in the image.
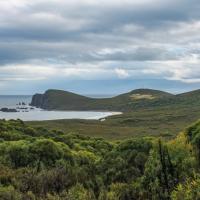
[0,95,121,121]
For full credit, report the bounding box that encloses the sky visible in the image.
[0,0,200,95]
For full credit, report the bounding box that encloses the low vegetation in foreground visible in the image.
[1,119,200,199]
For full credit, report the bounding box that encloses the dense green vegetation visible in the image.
[1,119,200,199]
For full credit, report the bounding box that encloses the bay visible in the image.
[0,95,121,121]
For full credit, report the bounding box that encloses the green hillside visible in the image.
[31,88,200,112]
[29,89,200,140]
[31,89,173,111]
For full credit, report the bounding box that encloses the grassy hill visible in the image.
[30,89,173,111]
[31,88,200,112]
[29,89,200,140]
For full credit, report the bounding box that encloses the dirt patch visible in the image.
[130,94,155,100]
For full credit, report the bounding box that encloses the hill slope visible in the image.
[31,88,200,111]
[29,89,200,139]
[31,89,173,111]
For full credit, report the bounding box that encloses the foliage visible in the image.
[171,175,200,200]
[0,119,200,199]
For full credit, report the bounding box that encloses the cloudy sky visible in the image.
[1,0,200,95]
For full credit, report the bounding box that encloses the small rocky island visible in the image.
[0,102,35,113]
[0,108,18,112]
[16,102,26,106]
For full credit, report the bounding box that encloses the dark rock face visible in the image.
[30,93,50,109]
[0,108,18,112]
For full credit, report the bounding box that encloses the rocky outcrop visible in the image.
[30,90,91,110]
[31,94,45,108]
[31,91,55,109]
[0,108,18,112]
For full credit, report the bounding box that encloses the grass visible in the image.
[28,88,200,140]
[27,104,200,140]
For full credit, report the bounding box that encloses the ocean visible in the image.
[0,95,120,121]
[0,95,32,107]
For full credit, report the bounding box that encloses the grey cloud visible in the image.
[0,0,200,84]
[1,0,200,42]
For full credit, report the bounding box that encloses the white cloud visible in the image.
[115,68,130,79]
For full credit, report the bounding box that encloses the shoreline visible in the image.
[0,110,122,122]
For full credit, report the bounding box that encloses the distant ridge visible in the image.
[31,88,200,111]
[31,88,174,111]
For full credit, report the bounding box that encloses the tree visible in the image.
[7,141,29,168]
[29,139,65,168]
[171,175,200,200]
[66,184,95,200]
[0,186,22,200]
